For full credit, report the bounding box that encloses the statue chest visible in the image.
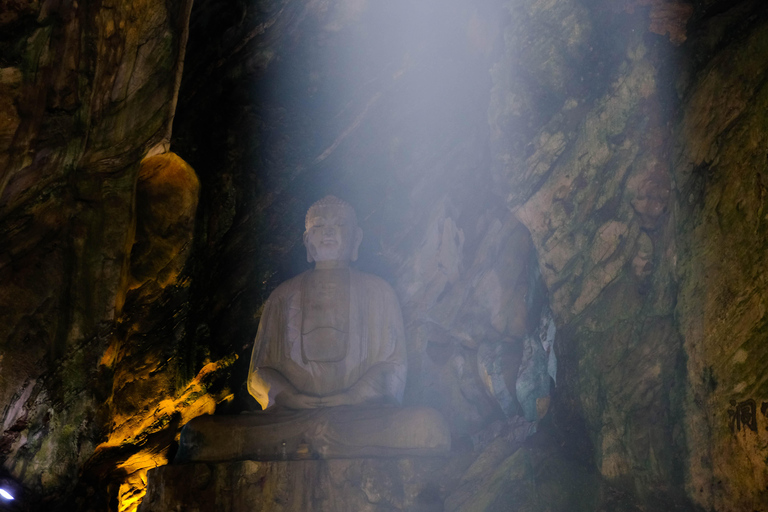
[300,269,350,363]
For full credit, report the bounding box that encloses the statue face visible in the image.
[304,205,362,263]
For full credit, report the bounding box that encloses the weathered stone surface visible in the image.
[1,0,767,510]
[399,205,543,433]
[674,13,768,512]
[139,458,450,512]
[445,445,598,512]
[485,4,686,507]
[129,153,200,293]
[0,0,219,508]
[141,428,695,512]
[176,407,450,463]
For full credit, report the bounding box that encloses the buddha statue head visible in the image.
[303,195,363,265]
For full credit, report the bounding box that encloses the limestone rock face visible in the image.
[130,153,200,292]
[139,458,451,512]
[491,3,685,501]
[0,0,232,509]
[674,13,768,512]
[2,0,768,510]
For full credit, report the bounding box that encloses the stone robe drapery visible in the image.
[248,269,407,405]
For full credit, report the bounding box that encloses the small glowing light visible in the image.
[0,488,14,500]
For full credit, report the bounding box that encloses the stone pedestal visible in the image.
[138,458,448,512]
[176,406,451,463]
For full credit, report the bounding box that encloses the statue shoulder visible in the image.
[265,270,309,301]
[350,269,399,301]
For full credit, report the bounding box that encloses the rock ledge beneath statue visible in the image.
[176,405,450,462]
[138,457,451,512]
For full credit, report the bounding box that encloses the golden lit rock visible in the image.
[129,152,200,292]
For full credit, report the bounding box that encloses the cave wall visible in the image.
[0,0,201,508]
[1,0,767,511]
[491,0,683,496]
[674,5,768,509]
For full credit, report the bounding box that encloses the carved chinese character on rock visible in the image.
[728,399,757,433]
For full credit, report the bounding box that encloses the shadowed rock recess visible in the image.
[1,0,767,510]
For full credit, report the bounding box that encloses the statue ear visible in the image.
[351,226,363,262]
[303,232,314,263]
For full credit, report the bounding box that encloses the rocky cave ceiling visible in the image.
[1,0,767,510]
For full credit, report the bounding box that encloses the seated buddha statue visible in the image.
[175,196,450,462]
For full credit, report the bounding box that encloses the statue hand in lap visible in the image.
[247,195,407,411]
